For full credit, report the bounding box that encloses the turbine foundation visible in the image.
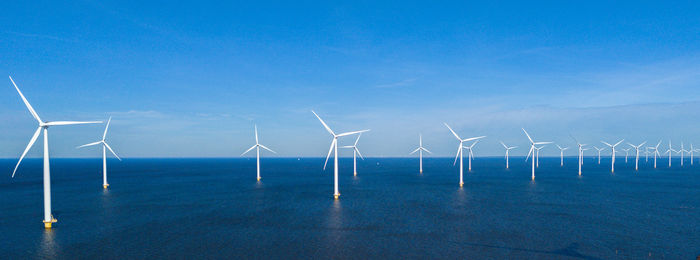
[43,216,57,229]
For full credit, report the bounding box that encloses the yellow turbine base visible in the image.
[43,217,57,229]
[459,182,463,187]
[334,194,340,200]
[257,177,261,181]
[103,184,109,189]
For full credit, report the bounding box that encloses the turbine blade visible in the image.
[254,125,259,144]
[354,133,362,146]
[601,141,612,147]
[323,139,335,170]
[410,147,420,154]
[462,136,486,142]
[9,76,42,123]
[526,146,533,161]
[77,141,102,149]
[355,147,364,160]
[337,129,370,137]
[614,139,625,146]
[241,145,257,156]
[102,117,112,140]
[422,148,432,154]
[444,123,462,140]
[500,141,507,149]
[312,110,335,136]
[522,128,534,143]
[259,144,276,154]
[103,142,121,161]
[453,144,461,165]
[44,121,101,126]
[12,127,42,177]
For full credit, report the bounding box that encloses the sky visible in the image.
[2,0,700,158]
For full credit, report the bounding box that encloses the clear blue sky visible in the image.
[2,1,700,158]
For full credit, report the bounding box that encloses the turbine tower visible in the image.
[445,123,485,187]
[556,144,569,166]
[312,111,369,199]
[628,141,647,171]
[9,76,101,229]
[651,141,662,169]
[664,140,676,168]
[690,144,697,165]
[241,125,276,181]
[534,145,545,168]
[522,128,551,180]
[500,141,517,169]
[341,133,365,176]
[410,134,431,173]
[77,117,122,189]
[602,139,624,173]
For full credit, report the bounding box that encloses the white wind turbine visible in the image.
[556,144,569,166]
[341,133,365,176]
[651,141,662,169]
[534,145,546,167]
[9,76,101,229]
[644,147,650,163]
[628,141,647,171]
[410,134,432,173]
[593,146,604,164]
[312,111,369,199]
[500,141,517,169]
[679,142,688,166]
[602,139,624,173]
[445,123,485,187]
[690,144,697,165]
[664,140,676,168]
[571,135,587,176]
[464,140,480,171]
[241,125,276,181]
[523,128,551,180]
[621,148,630,163]
[77,117,121,189]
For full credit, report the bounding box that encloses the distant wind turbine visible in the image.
[651,141,662,169]
[341,133,365,176]
[593,146,604,164]
[445,123,485,187]
[464,140,480,171]
[410,134,431,173]
[602,139,624,173]
[523,128,551,180]
[664,140,676,168]
[690,144,697,166]
[312,111,369,199]
[500,141,517,169]
[628,141,647,171]
[556,144,569,166]
[9,76,101,229]
[679,142,688,166]
[241,125,276,181]
[77,117,122,189]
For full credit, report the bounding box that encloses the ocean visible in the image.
[0,157,698,259]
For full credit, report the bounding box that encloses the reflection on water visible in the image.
[38,229,59,258]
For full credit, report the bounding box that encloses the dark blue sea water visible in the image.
[0,157,698,259]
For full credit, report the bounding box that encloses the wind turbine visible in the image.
[620,148,630,163]
[679,142,688,166]
[602,139,624,173]
[523,128,551,180]
[241,125,276,181]
[500,141,517,169]
[445,123,485,187]
[571,135,587,176]
[593,146,604,164]
[664,140,676,168]
[410,134,431,173]
[341,133,365,176]
[9,76,101,229]
[644,147,650,163]
[534,145,545,168]
[77,117,121,189]
[690,144,697,165]
[628,141,647,171]
[651,141,662,169]
[464,140,480,171]
[556,144,569,166]
[312,111,369,199]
